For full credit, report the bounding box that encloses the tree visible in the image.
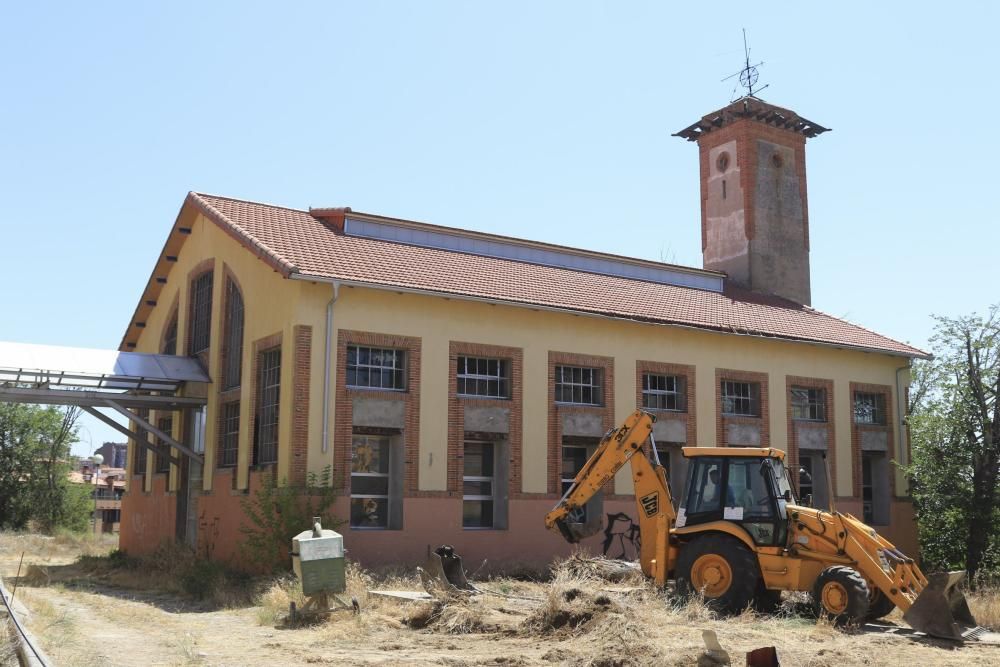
[907,307,1000,584]
[0,402,88,532]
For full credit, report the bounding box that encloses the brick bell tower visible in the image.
[674,97,829,305]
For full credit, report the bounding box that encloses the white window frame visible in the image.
[555,365,603,406]
[457,356,510,399]
[347,345,406,391]
[721,380,759,417]
[643,373,683,411]
[791,386,826,422]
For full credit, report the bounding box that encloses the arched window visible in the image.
[188,271,214,355]
[162,308,178,356]
[222,278,244,389]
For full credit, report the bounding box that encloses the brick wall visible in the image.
[290,325,312,485]
[848,381,895,498]
[715,368,770,447]
[784,375,835,495]
[547,351,615,495]
[334,330,422,494]
[635,360,697,445]
[447,342,523,496]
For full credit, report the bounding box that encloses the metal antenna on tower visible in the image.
[721,29,769,102]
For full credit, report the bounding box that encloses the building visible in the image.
[118,97,927,568]
[95,442,128,470]
[71,462,126,533]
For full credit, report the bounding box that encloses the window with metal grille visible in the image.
[222,280,244,389]
[132,409,149,474]
[162,309,178,355]
[554,365,602,405]
[350,434,391,528]
[457,356,509,399]
[155,416,172,473]
[188,271,214,355]
[218,401,240,468]
[463,441,495,528]
[346,346,405,390]
[642,373,684,411]
[254,347,281,465]
[791,387,826,422]
[854,392,886,425]
[721,380,760,417]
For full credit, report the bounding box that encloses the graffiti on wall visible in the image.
[601,512,640,560]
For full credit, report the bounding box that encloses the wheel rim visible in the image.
[690,554,733,597]
[821,581,849,614]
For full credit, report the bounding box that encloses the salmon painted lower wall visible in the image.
[120,483,919,571]
[119,474,175,555]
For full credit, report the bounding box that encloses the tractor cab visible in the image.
[677,447,796,547]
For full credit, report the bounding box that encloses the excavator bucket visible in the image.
[420,545,475,594]
[903,571,984,641]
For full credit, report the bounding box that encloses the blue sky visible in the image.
[1,2,996,455]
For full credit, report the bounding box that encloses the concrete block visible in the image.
[795,424,828,450]
[352,397,405,429]
[652,417,686,444]
[726,422,761,447]
[562,412,605,438]
[464,406,510,434]
[861,430,889,452]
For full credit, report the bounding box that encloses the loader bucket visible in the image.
[903,571,983,641]
[421,545,475,593]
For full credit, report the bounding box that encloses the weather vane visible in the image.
[722,29,768,101]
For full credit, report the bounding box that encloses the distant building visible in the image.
[118,96,927,568]
[71,463,126,533]
[94,442,128,469]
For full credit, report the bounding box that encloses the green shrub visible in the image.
[238,465,340,573]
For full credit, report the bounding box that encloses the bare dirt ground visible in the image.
[1,533,998,667]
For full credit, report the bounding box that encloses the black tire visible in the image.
[752,585,783,614]
[676,533,760,614]
[866,589,895,620]
[812,566,870,626]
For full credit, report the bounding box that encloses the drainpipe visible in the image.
[895,363,911,467]
[322,282,341,453]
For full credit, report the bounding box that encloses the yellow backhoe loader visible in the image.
[545,409,983,641]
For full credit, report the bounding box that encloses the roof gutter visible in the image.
[287,272,930,360]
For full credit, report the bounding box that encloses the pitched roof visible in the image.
[122,192,928,358]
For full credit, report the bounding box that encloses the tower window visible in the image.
[716,151,730,173]
[722,179,727,200]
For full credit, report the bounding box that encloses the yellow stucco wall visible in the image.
[330,286,912,498]
[131,213,329,492]
[129,211,912,502]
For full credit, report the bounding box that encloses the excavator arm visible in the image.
[544,409,677,585]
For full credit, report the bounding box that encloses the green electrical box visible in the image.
[291,518,346,596]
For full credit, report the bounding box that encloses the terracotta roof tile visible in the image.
[186,193,928,358]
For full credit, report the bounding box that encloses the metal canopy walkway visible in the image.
[0,341,210,466]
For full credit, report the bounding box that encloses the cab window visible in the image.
[684,458,725,515]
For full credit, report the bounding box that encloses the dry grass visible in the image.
[968,586,1000,631]
[0,619,18,667]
